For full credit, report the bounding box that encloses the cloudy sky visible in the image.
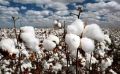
[0,0,120,28]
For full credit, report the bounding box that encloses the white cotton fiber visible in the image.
[81,38,95,53]
[0,38,19,54]
[104,34,111,44]
[86,53,98,68]
[65,34,80,51]
[20,26,40,53]
[20,26,35,33]
[47,34,60,44]
[67,19,84,35]
[58,22,62,28]
[43,39,56,50]
[101,58,112,71]
[83,24,104,42]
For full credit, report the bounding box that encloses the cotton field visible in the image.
[0,19,120,74]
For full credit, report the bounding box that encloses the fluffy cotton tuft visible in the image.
[83,24,104,42]
[101,58,113,71]
[104,34,111,44]
[20,26,34,33]
[65,34,80,51]
[81,38,95,53]
[47,35,60,44]
[67,19,84,35]
[0,38,19,55]
[43,39,56,50]
[20,26,40,53]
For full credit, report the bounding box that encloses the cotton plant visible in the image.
[65,19,106,73]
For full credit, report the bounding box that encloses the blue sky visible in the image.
[0,0,120,28]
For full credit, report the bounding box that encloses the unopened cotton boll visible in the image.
[67,19,84,35]
[43,39,56,50]
[65,34,80,51]
[81,38,95,53]
[83,24,104,42]
[47,34,60,44]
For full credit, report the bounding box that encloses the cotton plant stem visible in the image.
[89,52,92,72]
[76,48,79,74]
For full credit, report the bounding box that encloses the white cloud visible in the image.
[48,2,68,10]
[21,6,27,10]
[0,6,19,16]
[0,0,9,5]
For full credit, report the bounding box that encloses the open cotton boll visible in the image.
[67,19,84,35]
[83,24,104,42]
[20,32,40,53]
[0,38,19,55]
[101,58,113,71]
[52,63,62,72]
[58,22,62,28]
[21,62,32,72]
[20,32,35,42]
[54,20,58,24]
[20,26,35,33]
[43,39,56,50]
[81,38,95,53]
[104,34,111,44]
[86,53,98,64]
[65,34,80,51]
[47,34,60,45]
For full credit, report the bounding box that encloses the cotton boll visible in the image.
[65,34,80,51]
[43,61,52,70]
[101,58,112,71]
[97,50,105,58]
[20,32,35,42]
[83,24,104,42]
[21,49,29,58]
[52,63,62,72]
[104,34,111,44]
[58,22,62,28]
[0,38,19,54]
[20,26,35,34]
[86,53,98,64]
[67,19,84,35]
[54,20,58,25]
[21,62,32,72]
[47,35,60,45]
[81,38,95,53]
[43,39,56,50]
[67,25,78,34]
